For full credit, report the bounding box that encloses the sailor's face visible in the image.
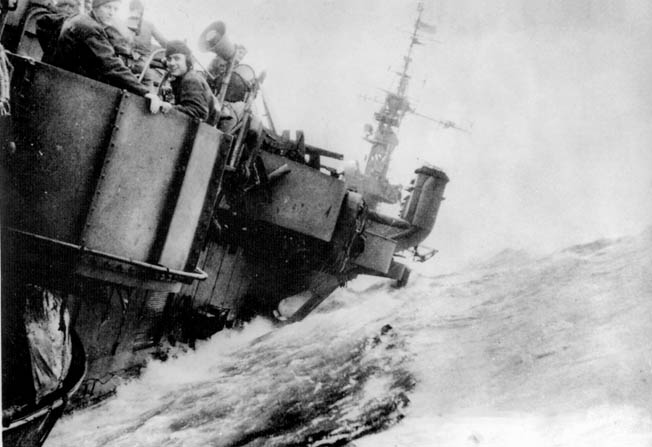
[94,2,120,25]
[56,1,80,16]
[166,54,189,77]
[130,5,144,17]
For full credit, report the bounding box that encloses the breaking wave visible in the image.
[47,227,652,446]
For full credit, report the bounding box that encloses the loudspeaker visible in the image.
[198,21,236,60]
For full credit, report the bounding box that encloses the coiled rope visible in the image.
[1,43,12,116]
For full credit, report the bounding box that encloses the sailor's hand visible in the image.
[145,93,162,114]
[160,102,174,113]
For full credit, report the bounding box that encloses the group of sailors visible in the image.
[36,0,228,126]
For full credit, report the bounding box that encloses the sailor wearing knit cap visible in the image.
[53,0,162,113]
[160,40,219,125]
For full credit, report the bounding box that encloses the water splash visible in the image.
[48,228,652,446]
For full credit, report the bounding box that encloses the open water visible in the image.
[46,226,652,447]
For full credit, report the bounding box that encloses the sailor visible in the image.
[55,0,81,16]
[160,40,219,125]
[36,0,81,64]
[126,0,167,86]
[53,0,162,112]
[105,16,136,66]
[127,0,166,59]
[206,52,249,133]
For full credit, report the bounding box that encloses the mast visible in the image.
[397,1,424,99]
[347,1,461,210]
[363,2,425,180]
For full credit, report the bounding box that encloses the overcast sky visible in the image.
[138,0,652,269]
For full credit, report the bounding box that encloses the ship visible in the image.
[344,2,454,219]
[0,1,449,445]
[344,1,456,264]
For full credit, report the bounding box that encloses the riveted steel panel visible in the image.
[353,230,396,274]
[158,124,225,270]
[81,94,194,263]
[4,57,120,243]
[241,152,347,242]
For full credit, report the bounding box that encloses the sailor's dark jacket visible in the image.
[53,12,149,96]
[35,7,68,64]
[170,70,218,125]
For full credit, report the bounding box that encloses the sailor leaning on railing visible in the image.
[51,0,163,112]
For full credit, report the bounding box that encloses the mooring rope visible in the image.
[0,43,12,116]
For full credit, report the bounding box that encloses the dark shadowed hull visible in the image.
[2,332,86,447]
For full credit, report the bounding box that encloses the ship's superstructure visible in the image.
[346,2,457,210]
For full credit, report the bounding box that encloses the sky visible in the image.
[133,0,652,270]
